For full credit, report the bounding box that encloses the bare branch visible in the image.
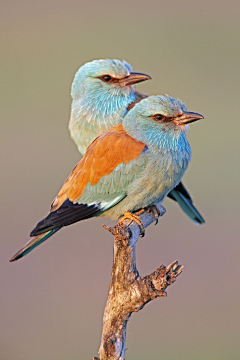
[93,205,184,360]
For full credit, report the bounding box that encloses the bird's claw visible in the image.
[145,205,160,224]
[119,211,145,237]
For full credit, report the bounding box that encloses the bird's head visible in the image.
[123,95,204,147]
[71,59,151,100]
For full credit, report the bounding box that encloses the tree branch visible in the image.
[93,204,183,360]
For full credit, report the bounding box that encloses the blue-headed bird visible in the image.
[10,95,203,262]
[69,59,204,224]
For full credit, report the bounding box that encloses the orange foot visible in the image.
[119,210,145,237]
[146,205,161,224]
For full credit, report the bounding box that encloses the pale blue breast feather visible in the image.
[69,89,136,155]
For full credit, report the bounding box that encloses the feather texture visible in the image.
[10,95,203,261]
[52,123,145,211]
[68,59,204,224]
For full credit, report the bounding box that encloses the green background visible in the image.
[1,0,240,359]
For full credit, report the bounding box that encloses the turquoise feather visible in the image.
[10,95,204,261]
[68,59,204,224]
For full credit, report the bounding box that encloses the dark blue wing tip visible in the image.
[30,200,100,236]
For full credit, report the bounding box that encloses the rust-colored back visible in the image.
[51,123,145,211]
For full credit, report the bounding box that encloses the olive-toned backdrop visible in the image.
[1,1,240,359]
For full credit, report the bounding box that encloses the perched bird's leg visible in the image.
[135,208,145,216]
[119,210,145,237]
[145,205,161,224]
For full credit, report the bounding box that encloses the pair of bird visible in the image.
[10,59,204,262]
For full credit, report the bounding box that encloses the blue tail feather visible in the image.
[169,189,205,224]
[9,228,60,262]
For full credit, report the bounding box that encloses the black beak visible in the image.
[176,111,204,125]
[120,72,151,86]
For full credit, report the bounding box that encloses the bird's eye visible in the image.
[150,114,167,122]
[102,75,112,82]
[154,114,165,121]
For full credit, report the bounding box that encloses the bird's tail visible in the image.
[169,189,205,224]
[9,228,60,262]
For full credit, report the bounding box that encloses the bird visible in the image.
[69,58,150,154]
[10,95,204,262]
[69,59,204,224]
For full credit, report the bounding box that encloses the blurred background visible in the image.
[1,0,240,359]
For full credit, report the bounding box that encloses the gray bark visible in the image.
[93,205,183,360]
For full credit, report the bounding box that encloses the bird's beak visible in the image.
[175,111,204,125]
[120,72,151,86]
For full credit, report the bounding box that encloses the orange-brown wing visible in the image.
[51,123,145,211]
[128,91,148,111]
